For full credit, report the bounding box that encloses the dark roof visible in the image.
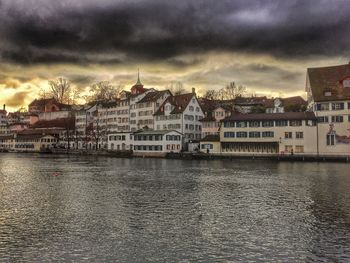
[15,134,56,140]
[28,98,56,107]
[154,93,195,115]
[30,117,75,129]
[18,129,64,135]
[199,116,216,122]
[201,135,220,142]
[222,112,316,122]
[234,96,273,107]
[307,63,350,102]
[0,135,14,140]
[281,96,307,108]
[0,110,7,114]
[137,90,171,103]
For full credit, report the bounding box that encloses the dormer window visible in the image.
[342,77,350,88]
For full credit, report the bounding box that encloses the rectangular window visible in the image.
[224,132,235,138]
[236,132,247,138]
[249,121,260,127]
[331,116,343,123]
[295,145,304,153]
[224,122,235,128]
[327,133,336,146]
[348,102,350,109]
[285,145,293,152]
[262,121,274,127]
[285,132,292,139]
[236,121,247,128]
[262,131,274,137]
[290,120,302,126]
[275,120,288,127]
[296,132,303,139]
[317,116,329,123]
[331,103,344,110]
[316,103,329,111]
[249,131,261,138]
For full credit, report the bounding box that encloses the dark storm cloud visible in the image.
[0,0,349,65]
[4,91,30,107]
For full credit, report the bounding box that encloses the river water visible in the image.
[0,154,349,262]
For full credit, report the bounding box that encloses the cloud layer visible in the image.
[0,0,349,110]
[1,0,350,64]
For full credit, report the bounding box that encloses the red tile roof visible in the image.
[307,63,350,102]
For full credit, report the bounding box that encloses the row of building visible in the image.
[0,63,349,156]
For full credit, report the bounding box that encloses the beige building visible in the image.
[220,112,317,155]
[306,63,350,156]
[0,134,58,152]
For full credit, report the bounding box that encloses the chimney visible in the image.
[3,104,5,111]
[192,87,196,94]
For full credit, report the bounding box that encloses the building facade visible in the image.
[220,112,317,155]
[306,63,350,156]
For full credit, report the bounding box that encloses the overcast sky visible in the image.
[0,0,349,111]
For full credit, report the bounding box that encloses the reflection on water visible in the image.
[0,154,350,262]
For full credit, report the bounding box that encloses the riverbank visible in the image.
[2,149,349,162]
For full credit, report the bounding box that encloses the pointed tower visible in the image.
[131,69,145,94]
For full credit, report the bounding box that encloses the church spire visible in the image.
[136,68,142,85]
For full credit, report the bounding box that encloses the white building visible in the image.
[154,90,204,148]
[132,130,182,156]
[134,90,171,130]
[306,63,350,156]
[107,132,133,151]
[220,112,318,155]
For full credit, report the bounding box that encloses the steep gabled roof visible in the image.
[137,90,171,103]
[307,63,350,102]
[154,93,195,115]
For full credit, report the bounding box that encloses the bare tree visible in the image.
[202,89,221,100]
[221,82,246,100]
[166,81,186,95]
[48,78,72,104]
[87,81,123,102]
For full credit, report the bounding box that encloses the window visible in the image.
[236,132,247,138]
[331,116,343,123]
[348,102,350,109]
[331,103,344,110]
[327,133,336,146]
[236,121,247,128]
[316,103,329,111]
[262,131,274,137]
[295,145,304,153]
[348,115,350,122]
[275,120,288,127]
[290,120,302,126]
[224,132,235,138]
[317,116,329,123]
[285,132,292,139]
[249,121,260,127]
[249,131,261,138]
[262,121,274,127]
[296,132,303,139]
[224,122,235,128]
[189,106,194,111]
[285,145,293,152]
